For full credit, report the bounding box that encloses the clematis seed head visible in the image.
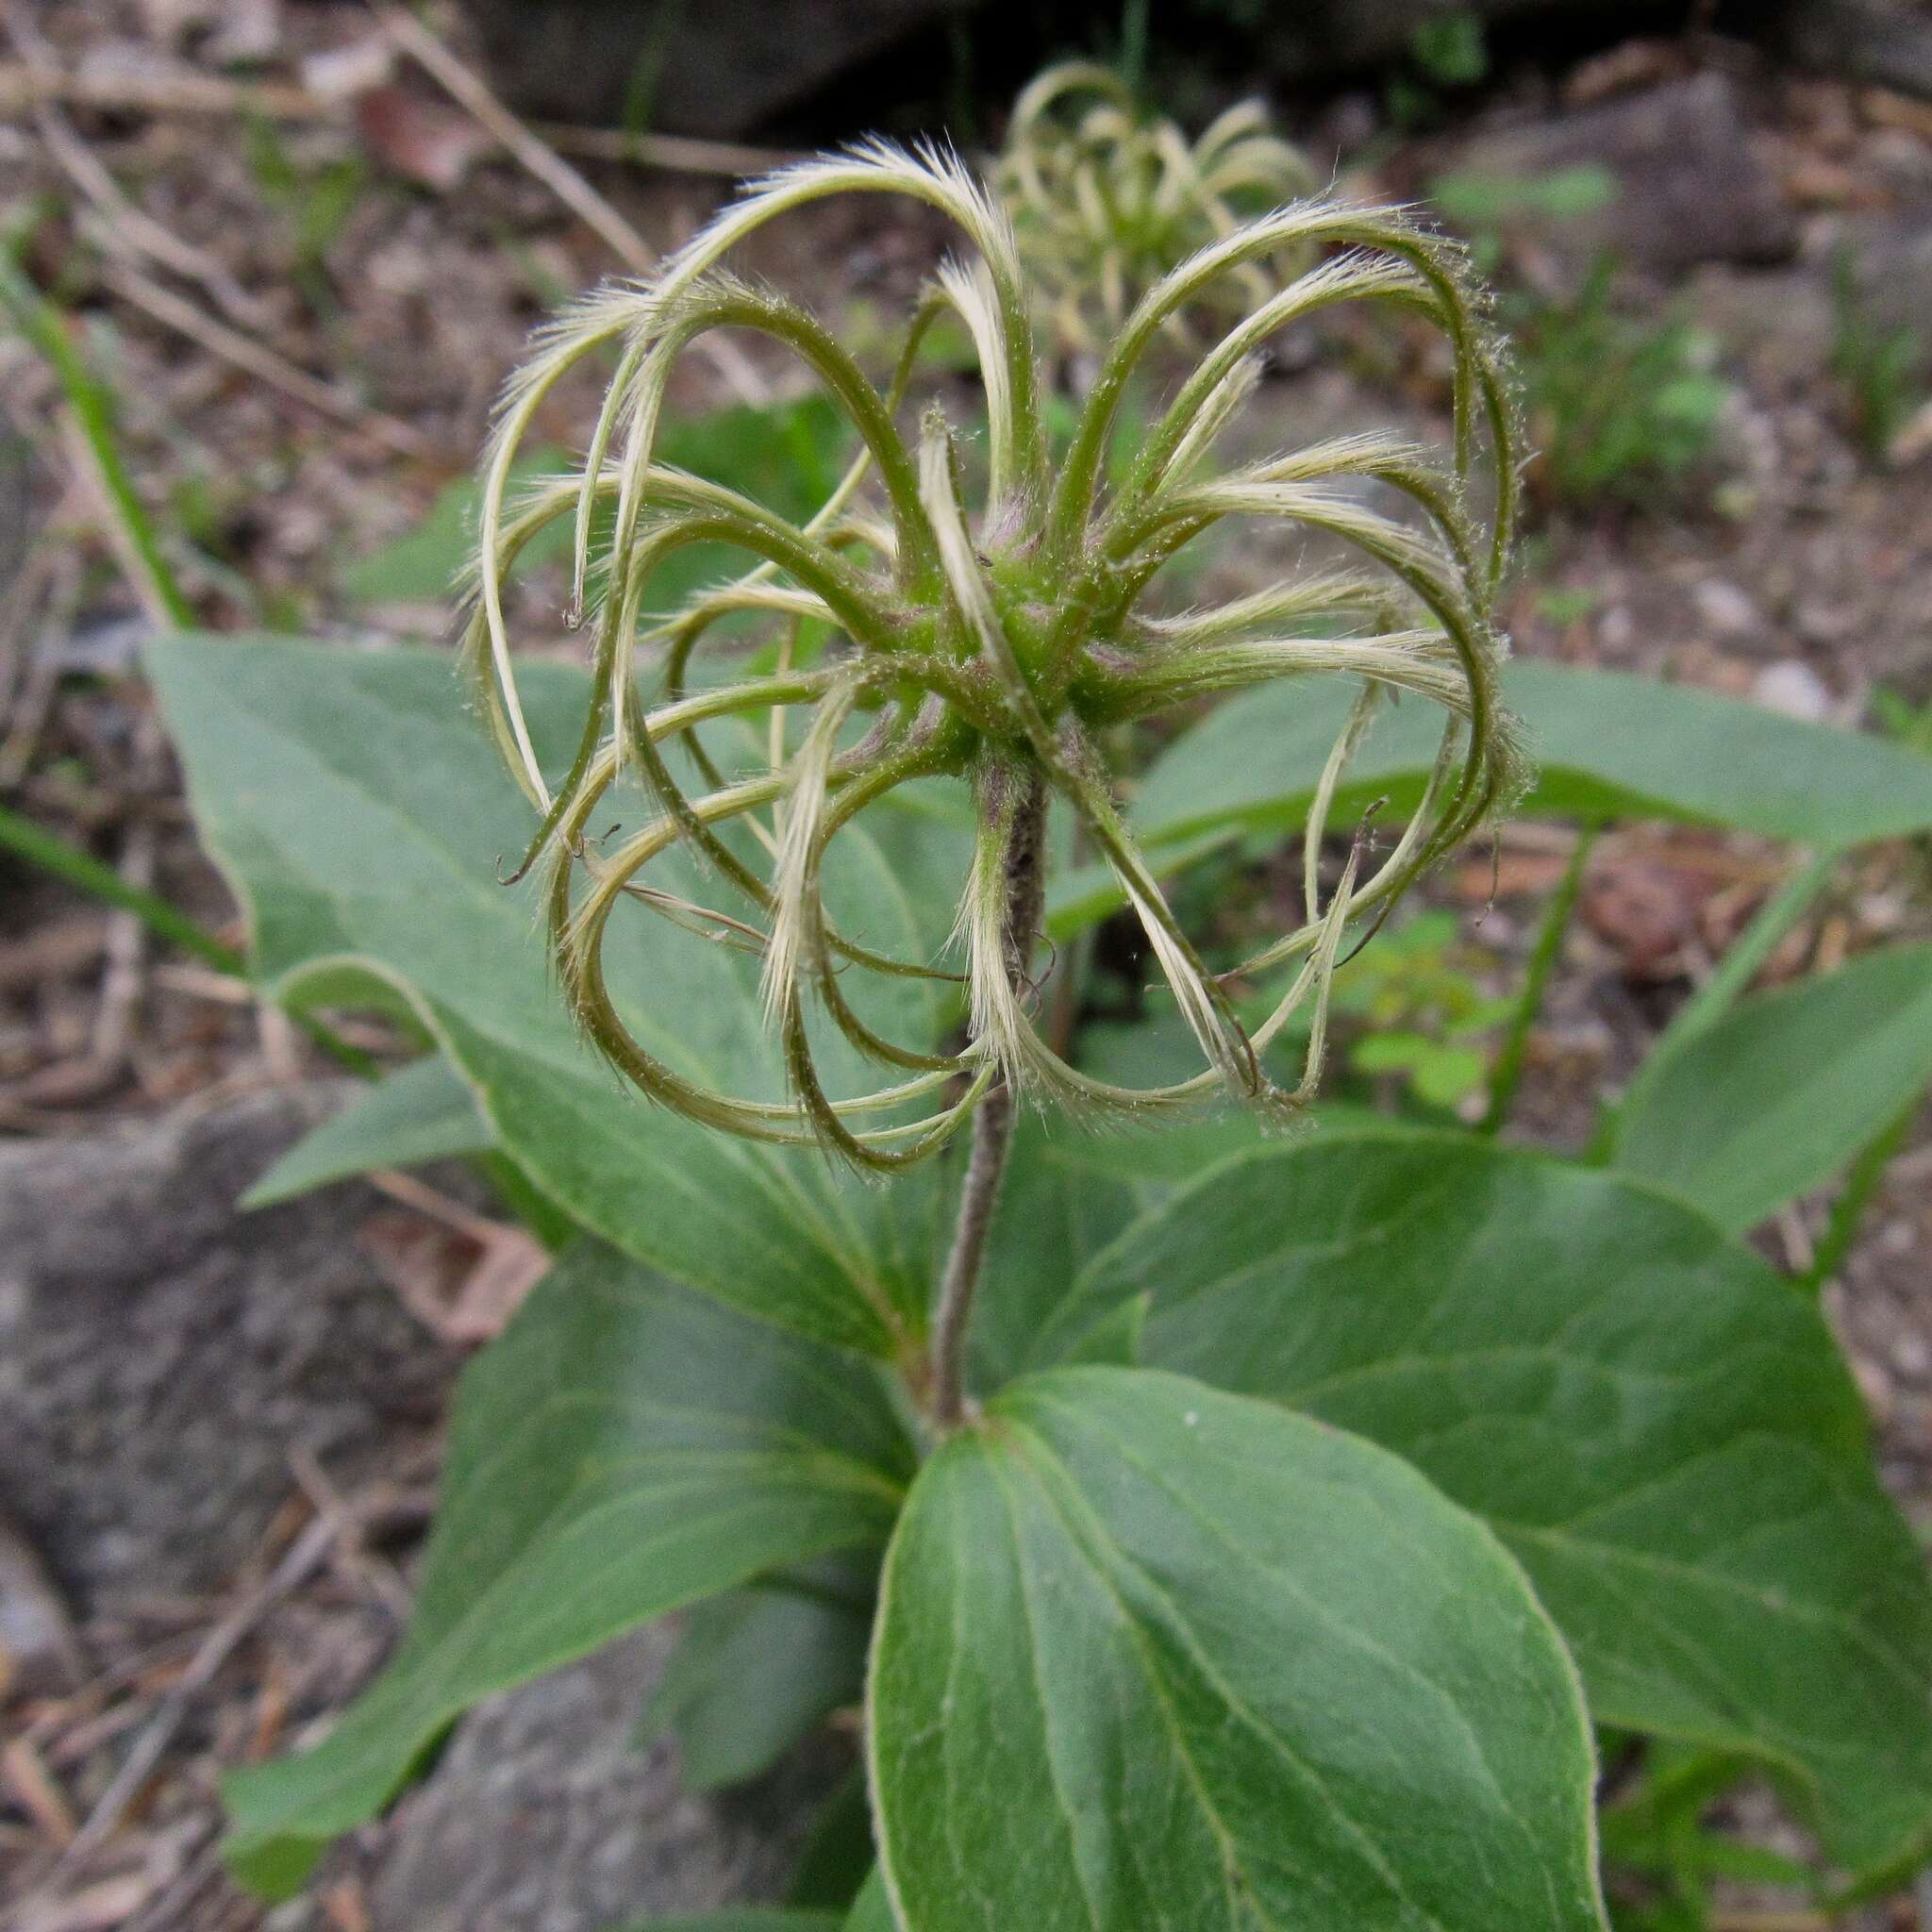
[464,138,1525,1172]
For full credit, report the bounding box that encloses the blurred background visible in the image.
[4,3,1932,1929]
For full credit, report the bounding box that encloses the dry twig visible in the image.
[0,58,321,125]
[43,1509,340,1882]
[96,261,430,458]
[2,1736,79,1846]
[33,105,281,336]
[359,1168,551,1341]
[4,12,277,335]
[0,58,790,177]
[290,1447,412,1624]
[87,812,155,1079]
[131,1838,225,1932]
[365,1,768,405]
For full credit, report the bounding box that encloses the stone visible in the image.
[0,1085,459,1609]
[1753,659,1836,723]
[367,1626,844,1932]
[1,1091,834,1921]
[1760,0,1932,101]
[1692,579,1763,640]
[0,1512,81,1693]
[1428,74,1798,278]
[454,0,976,137]
[1257,0,1630,78]
[1831,209,1932,342]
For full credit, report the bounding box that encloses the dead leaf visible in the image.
[1456,850,1575,901]
[1562,39,1685,106]
[15,1872,157,1932]
[356,1195,548,1343]
[300,36,395,103]
[3,1736,77,1845]
[1582,854,1723,980]
[1888,392,1932,466]
[322,1878,374,1932]
[0,918,109,994]
[355,85,493,192]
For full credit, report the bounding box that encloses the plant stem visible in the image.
[1799,1091,1923,1297]
[1479,822,1597,1137]
[0,800,239,971]
[1588,845,1836,1162]
[1120,0,1152,93]
[1655,848,1838,1059]
[0,245,193,628]
[929,773,1046,1429]
[0,800,380,1076]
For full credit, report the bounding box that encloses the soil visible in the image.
[2,6,1929,1929]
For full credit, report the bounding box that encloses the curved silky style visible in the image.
[467,139,1524,1169]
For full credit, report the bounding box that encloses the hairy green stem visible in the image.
[929,772,1046,1428]
[1480,824,1598,1137]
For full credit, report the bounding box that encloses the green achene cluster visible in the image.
[993,61,1320,355]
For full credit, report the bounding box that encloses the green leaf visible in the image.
[604,1915,842,1932]
[1684,1835,1816,1888]
[223,1241,912,1897]
[1048,1134,1932,1874]
[1058,1289,1149,1366]
[1430,163,1619,226]
[1610,942,1932,1232]
[842,1873,895,1931]
[340,446,572,605]
[1131,662,1932,850]
[1349,1031,1490,1108]
[241,1055,494,1207]
[1009,1103,1425,1215]
[871,1365,1606,1932]
[149,632,960,1357]
[787,1770,876,1911]
[643,1562,871,1790]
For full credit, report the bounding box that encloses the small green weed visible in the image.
[1333,908,1509,1112]
[1408,11,1490,88]
[1429,163,1618,274]
[1514,262,1729,509]
[1829,246,1925,462]
[243,116,367,312]
[1533,585,1603,626]
[1873,684,1932,756]
[1387,9,1489,129]
[1430,165,1620,231]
